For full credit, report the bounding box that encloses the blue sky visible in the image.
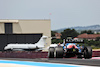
[0,0,100,30]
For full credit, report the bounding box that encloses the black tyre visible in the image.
[48,47,55,58]
[84,46,92,59]
[55,46,64,58]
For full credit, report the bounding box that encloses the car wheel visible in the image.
[84,46,92,59]
[55,46,64,58]
[48,47,55,58]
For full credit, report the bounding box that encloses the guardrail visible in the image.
[0,51,48,58]
[92,51,100,57]
[0,51,99,58]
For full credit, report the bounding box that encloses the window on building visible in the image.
[5,23,13,34]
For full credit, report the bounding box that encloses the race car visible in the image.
[48,37,92,59]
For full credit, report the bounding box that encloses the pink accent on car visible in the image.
[67,44,78,49]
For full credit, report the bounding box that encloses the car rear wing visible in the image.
[64,39,84,43]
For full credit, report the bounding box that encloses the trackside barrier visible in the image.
[0,51,100,58]
[0,51,48,58]
[92,51,100,57]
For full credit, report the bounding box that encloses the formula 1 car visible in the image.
[48,37,92,59]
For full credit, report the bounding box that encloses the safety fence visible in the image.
[0,51,48,58]
[92,51,100,57]
[0,51,100,58]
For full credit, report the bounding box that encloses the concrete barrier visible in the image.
[92,51,100,57]
[0,51,100,58]
[0,51,48,58]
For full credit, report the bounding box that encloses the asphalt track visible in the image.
[0,58,100,67]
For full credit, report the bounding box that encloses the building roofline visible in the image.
[0,19,51,23]
[0,19,51,21]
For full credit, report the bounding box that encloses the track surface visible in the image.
[0,58,100,66]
